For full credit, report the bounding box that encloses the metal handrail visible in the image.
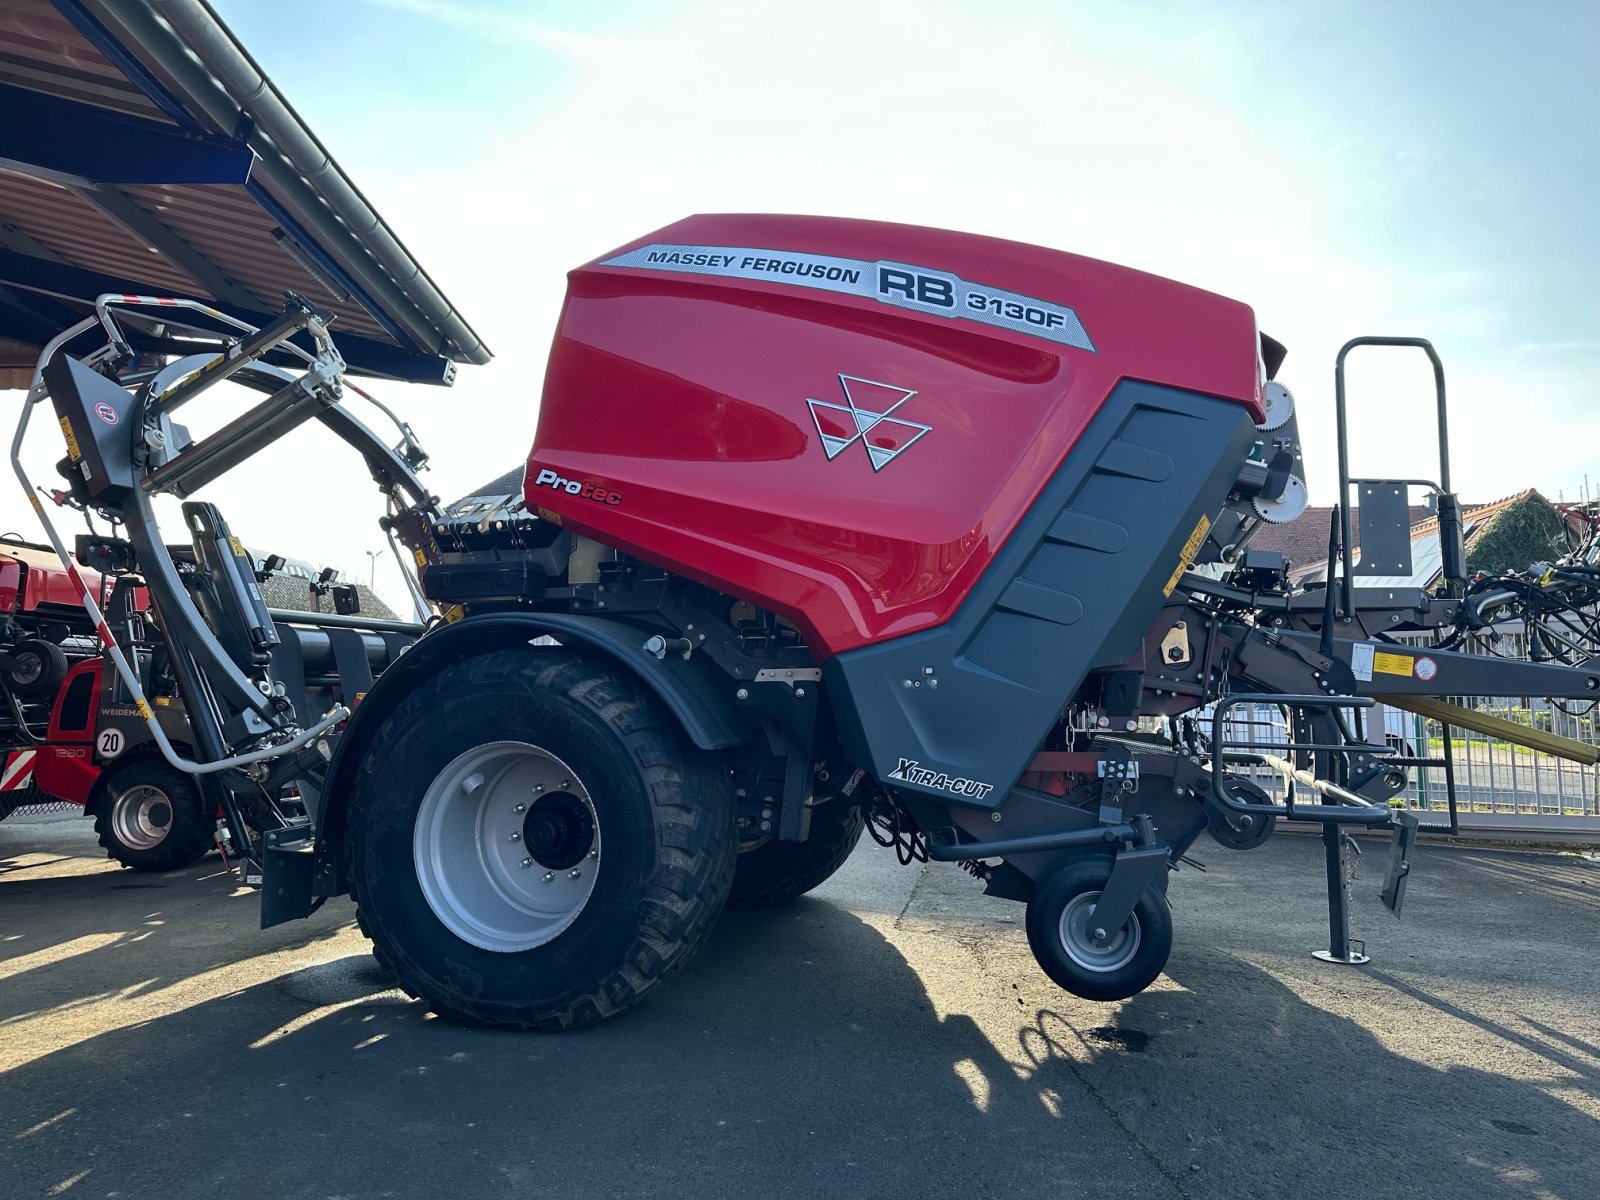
[10,298,349,777]
[1333,337,1453,618]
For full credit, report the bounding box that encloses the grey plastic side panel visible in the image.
[824,381,1257,809]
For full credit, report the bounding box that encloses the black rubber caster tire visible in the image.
[93,758,214,872]
[728,802,864,907]
[8,637,67,700]
[1025,857,1173,1002]
[346,646,736,1031]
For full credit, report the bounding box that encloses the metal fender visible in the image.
[314,612,754,857]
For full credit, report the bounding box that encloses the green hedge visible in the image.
[1465,495,1568,575]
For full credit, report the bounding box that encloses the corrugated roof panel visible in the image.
[125,182,388,338]
[0,0,483,380]
[0,168,201,295]
[0,0,169,121]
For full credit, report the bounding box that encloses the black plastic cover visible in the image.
[825,381,1258,810]
[45,354,137,504]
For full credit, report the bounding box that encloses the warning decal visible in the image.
[1372,650,1415,677]
[59,416,81,462]
[1162,515,1212,596]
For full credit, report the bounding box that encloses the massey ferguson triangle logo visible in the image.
[806,374,931,471]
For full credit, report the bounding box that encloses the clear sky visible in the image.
[7,0,1598,605]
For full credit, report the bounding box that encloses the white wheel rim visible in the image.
[413,741,601,953]
[1058,889,1142,973]
[110,784,174,851]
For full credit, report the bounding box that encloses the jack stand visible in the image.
[1311,820,1370,965]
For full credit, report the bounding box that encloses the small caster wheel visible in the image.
[1025,857,1173,1002]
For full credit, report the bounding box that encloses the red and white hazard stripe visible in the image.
[110,294,220,316]
[1,749,36,791]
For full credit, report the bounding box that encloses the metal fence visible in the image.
[1212,627,1600,840]
[0,773,78,820]
[1217,703,1597,810]
[0,795,79,819]
[7,799,78,815]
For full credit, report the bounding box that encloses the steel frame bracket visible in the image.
[1086,842,1169,947]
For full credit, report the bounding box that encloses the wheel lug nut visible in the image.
[509,832,521,841]
[513,802,527,813]
[542,871,554,883]
[588,848,598,860]
[1092,927,1107,942]
[534,784,545,794]
[568,869,582,880]
[559,779,571,790]
[519,858,533,869]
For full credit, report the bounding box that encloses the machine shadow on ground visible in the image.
[0,842,336,1031]
[4,835,1597,1200]
[1017,963,1599,1200]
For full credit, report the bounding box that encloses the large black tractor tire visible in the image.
[93,758,215,872]
[346,647,737,1030]
[1025,856,1173,1003]
[728,801,864,907]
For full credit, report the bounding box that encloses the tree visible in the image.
[1465,494,1570,575]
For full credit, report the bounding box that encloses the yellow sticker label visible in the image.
[136,699,154,720]
[1163,515,1212,596]
[443,604,465,624]
[228,536,247,558]
[538,506,563,526]
[59,415,81,462]
[154,695,172,707]
[413,547,428,568]
[1373,651,1414,677]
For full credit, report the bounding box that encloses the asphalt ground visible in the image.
[2,813,1597,1200]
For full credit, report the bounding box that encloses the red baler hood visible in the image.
[528,214,1262,655]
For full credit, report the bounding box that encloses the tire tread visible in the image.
[348,647,735,1030]
[727,803,864,908]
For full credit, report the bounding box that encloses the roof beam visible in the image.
[68,181,266,309]
[0,285,71,348]
[0,219,73,264]
[77,0,489,365]
[0,82,254,186]
[0,250,458,384]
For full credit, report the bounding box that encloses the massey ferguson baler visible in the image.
[18,213,1600,1028]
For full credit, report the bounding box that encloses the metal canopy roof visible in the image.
[0,0,490,386]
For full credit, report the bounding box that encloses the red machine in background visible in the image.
[0,536,215,870]
[0,534,416,872]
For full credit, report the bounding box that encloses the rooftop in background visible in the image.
[0,0,490,388]
[1249,503,1438,579]
[1255,491,1580,589]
